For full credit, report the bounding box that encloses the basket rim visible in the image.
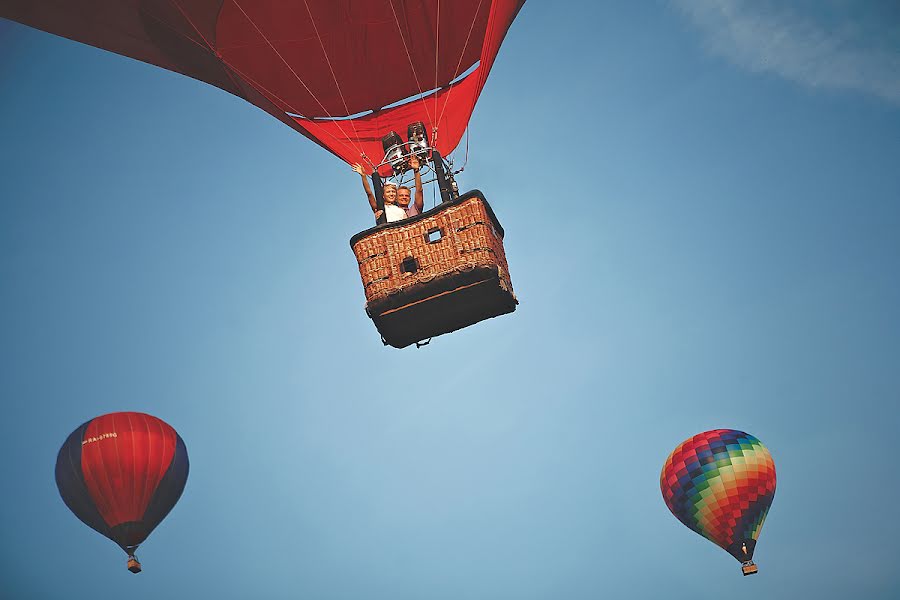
[349,189,504,248]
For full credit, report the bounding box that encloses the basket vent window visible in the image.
[401,256,418,274]
[426,228,443,244]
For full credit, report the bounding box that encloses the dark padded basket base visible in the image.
[368,266,517,348]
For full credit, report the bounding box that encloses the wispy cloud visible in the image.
[673,0,900,105]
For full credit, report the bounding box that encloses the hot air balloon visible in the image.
[660,429,776,576]
[55,412,189,573]
[0,1,524,348]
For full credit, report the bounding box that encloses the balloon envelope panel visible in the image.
[660,429,776,561]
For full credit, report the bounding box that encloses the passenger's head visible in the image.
[397,186,412,207]
[383,182,397,204]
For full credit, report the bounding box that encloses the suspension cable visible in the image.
[433,0,440,129]
[230,0,365,157]
[460,126,470,172]
[302,0,365,159]
[165,0,361,159]
[215,61,363,158]
[436,0,485,127]
[387,0,436,133]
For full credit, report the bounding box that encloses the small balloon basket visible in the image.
[350,190,517,348]
[127,555,142,574]
[741,561,758,576]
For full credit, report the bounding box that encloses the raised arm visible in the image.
[352,163,378,212]
[410,155,424,213]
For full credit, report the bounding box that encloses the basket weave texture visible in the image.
[352,196,514,303]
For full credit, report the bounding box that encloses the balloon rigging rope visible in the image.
[165,0,276,136]
[228,0,365,158]
[433,0,440,130]
[149,3,216,53]
[473,3,500,104]
[387,0,436,133]
[435,0,485,129]
[301,0,365,158]
[208,60,365,159]
[461,126,470,172]
[163,0,362,160]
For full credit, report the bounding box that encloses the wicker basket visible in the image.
[350,190,517,348]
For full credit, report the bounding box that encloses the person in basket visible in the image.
[352,154,424,223]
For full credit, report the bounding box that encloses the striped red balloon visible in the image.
[55,412,189,573]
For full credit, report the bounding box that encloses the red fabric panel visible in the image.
[80,412,177,528]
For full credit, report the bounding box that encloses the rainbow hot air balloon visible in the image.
[55,412,189,573]
[660,429,776,576]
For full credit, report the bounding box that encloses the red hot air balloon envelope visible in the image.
[0,0,524,173]
[660,429,776,576]
[55,412,189,573]
[1,0,526,346]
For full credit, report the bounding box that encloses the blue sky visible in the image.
[2,1,899,598]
